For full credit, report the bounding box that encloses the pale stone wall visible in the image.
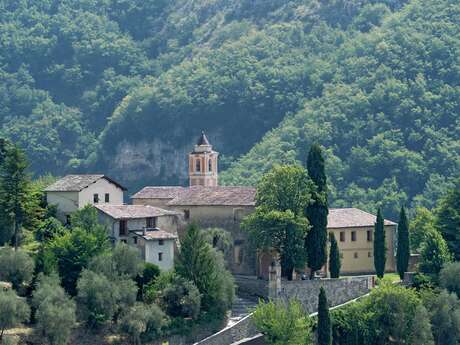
[234,275,269,299]
[46,191,79,222]
[144,238,175,270]
[277,276,372,313]
[78,178,124,208]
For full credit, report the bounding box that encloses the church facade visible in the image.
[132,132,397,277]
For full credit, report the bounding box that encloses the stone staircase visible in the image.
[227,296,258,327]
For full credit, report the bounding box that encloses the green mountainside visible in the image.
[0,0,458,218]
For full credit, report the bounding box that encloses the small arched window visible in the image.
[208,159,212,172]
[195,159,201,172]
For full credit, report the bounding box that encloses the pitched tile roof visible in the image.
[131,186,186,199]
[95,204,180,219]
[133,229,177,241]
[44,174,127,192]
[167,186,256,206]
[328,208,396,228]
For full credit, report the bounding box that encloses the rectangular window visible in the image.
[351,231,357,242]
[184,210,190,220]
[159,239,164,246]
[340,232,345,242]
[105,193,110,203]
[93,193,99,203]
[367,230,372,242]
[133,237,137,245]
[195,159,201,172]
[119,220,127,236]
[158,252,163,261]
[368,251,372,258]
[146,217,156,228]
[354,252,358,259]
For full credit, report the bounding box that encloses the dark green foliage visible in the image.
[136,263,161,299]
[0,289,30,342]
[318,287,332,345]
[0,247,35,291]
[396,206,410,280]
[305,145,328,278]
[421,290,460,345]
[419,230,452,279]
[175,223,234,319]
[373,208,386,278]
[440,262,460,299]
[242,165,312,280]
[329,233,341,279]
[0,142,30,248]
[435,180,460,260]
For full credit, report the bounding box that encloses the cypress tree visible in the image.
[0,144,29,249]
[329,233,341,278]
[305,144,328,279]
[396,206,410,280]
[374,208,386,278]
[317,287,331,345]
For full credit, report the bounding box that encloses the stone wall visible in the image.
[277,276,373,313]
[234,275,269,300]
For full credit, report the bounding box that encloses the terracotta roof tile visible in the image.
[328,208,396,228]
[131,186,186,199]
[95,204,180,219]
[133,229,177,241]
[167,186,256,206]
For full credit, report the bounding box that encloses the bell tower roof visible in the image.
[197,131,210,146]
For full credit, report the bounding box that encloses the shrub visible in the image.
[0,247,34,291]
[419,230,452,279]
[253,299,312,345]
[120,302,166,344]
[439,262,460,298]
[0,289,30,342]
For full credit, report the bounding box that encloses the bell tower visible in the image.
[189,131,218,187]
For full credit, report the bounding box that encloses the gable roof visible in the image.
[44,174,127,192]
[95,204,180,219]
[167,186,256,206]
[131,186,186,200]
[328,208,396,228]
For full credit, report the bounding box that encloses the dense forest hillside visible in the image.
[1,0,458,217]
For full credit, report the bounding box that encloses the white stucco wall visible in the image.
[145,238,175,270]
[46,191,79,222]
[78,178,124,208]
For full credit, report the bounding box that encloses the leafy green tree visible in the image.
[175,223,234,318]
[328,233,340,279]
[136,263,160,299]
[422,290,460,345]
[419,230,452,278]
[0,289,30,342]
[373,208,386,278]
[440,262,460,299]
[317,287,331,345]
[410,207,437,253]
[0,143,30,249]
[45,227,108,295]
[33,274,76,345]
[0,247,34,291]
[305,144,328,279]
[407,305,434,345]
[152,274,201,320]
[243,165,312,279]
[253,299,312,345]
[120,302,166,345]
[396,206,410,280]
[435,180,460,260]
